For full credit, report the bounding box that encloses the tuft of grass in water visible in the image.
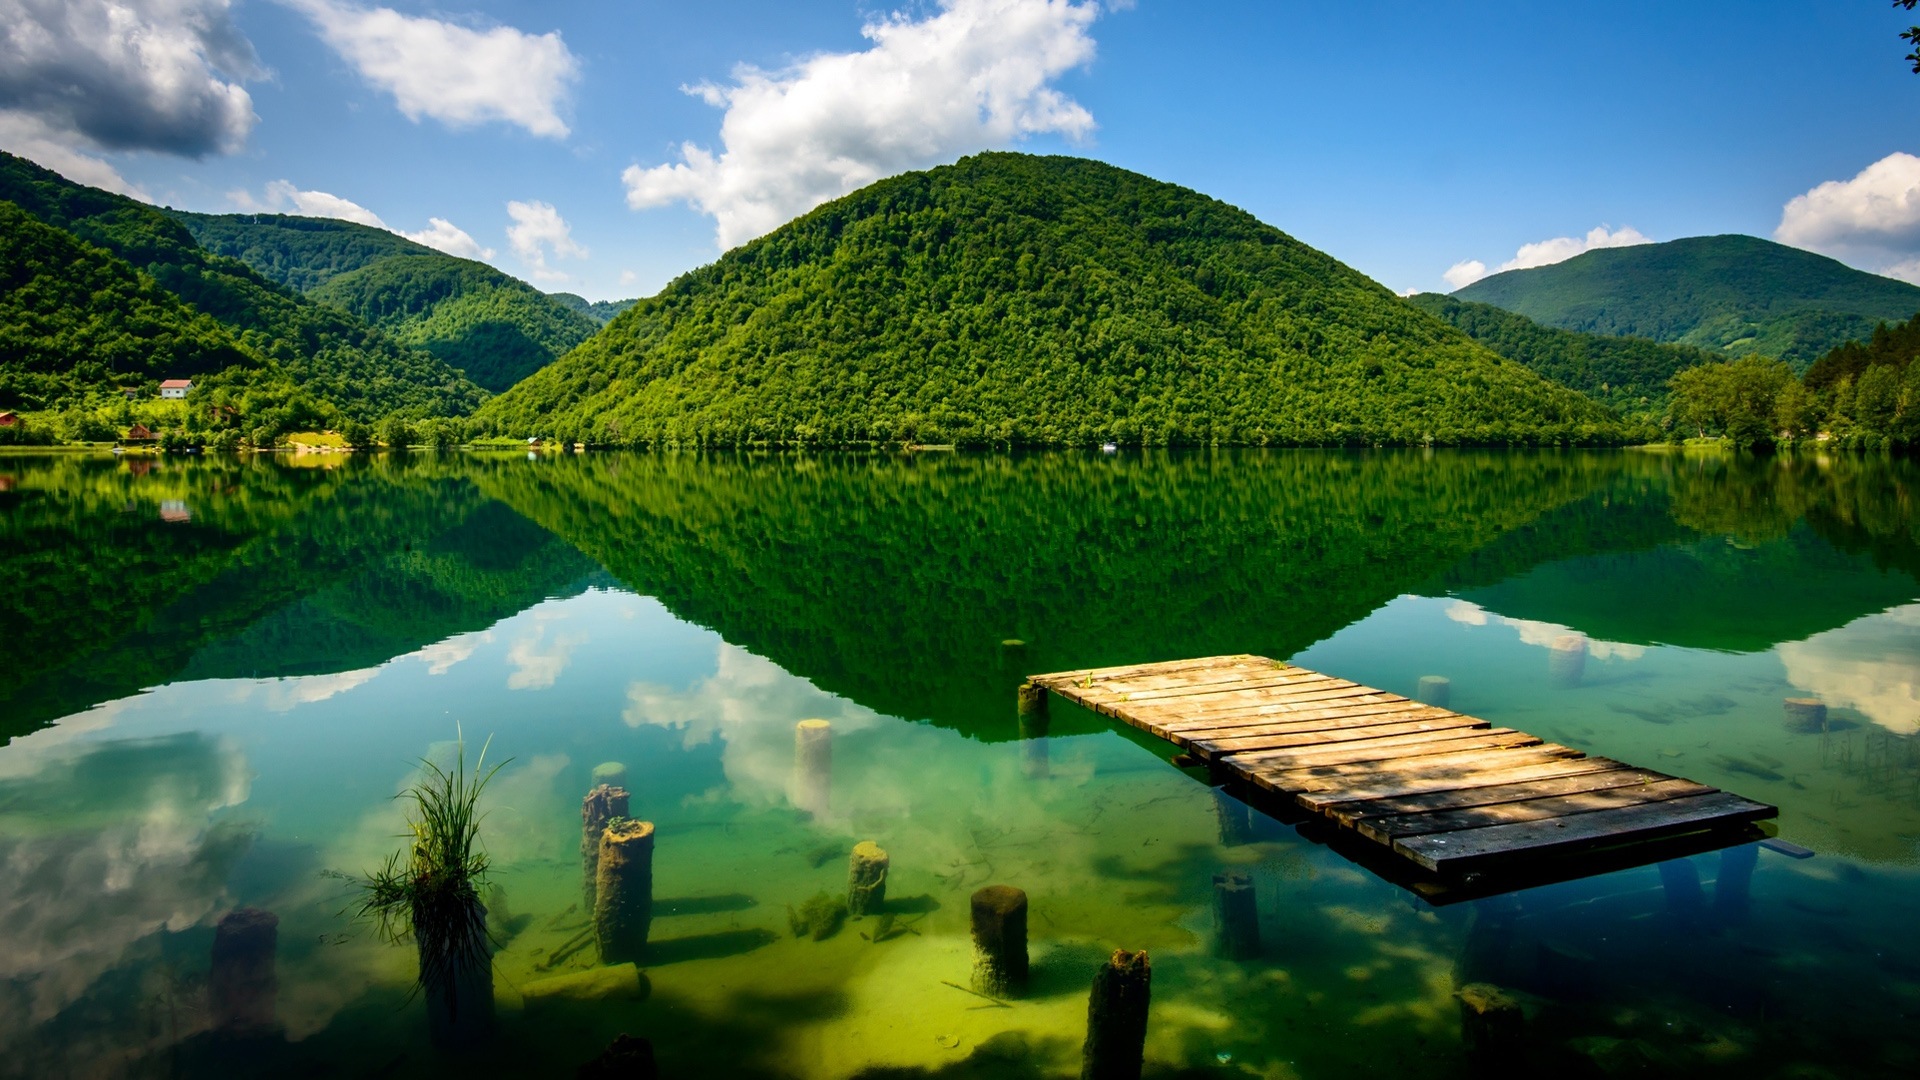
[786,892,847,941]
[353,734,507,997]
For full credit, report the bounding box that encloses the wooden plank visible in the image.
[1063,659,1297,697]
[1139,686,1406,724]
[1325,767,1683,825]
[1027,655,1261,684]
[1150,695,1424,732]
[1392,792,1779,873]
[1355,778,1720,843]
[1185,715,1488,757]
[1256,743,1585,790]
[1083,673,1357,706]
[1217,729,1539,771]
[1290,757,1634,809]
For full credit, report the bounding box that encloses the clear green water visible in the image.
[3,448,1919,1078]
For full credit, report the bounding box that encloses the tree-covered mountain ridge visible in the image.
[1453,235,1920,365]
[477,153,1628,447]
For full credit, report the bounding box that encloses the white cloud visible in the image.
[1776,151,1920,282]
[287,0,578,138]
[401,217,494,259]
[505,625,585,690]
[230,179,491,258]
[1778,604,1920,736]
[1444,226,1653,290]
[622,0,1104,250]
[0,0,258,157]
[507,199,586,281]
[0,112,147,199]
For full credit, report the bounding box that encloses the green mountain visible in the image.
[478,153,1624,447]
[1407,293,1718,422]
[551,292,638,324]
[171,211,435,292]
[1453,235,1920,365]
[310,255,600,392]
[0,150,483,422]
[0,201,257,408]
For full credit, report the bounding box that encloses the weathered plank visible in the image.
[1028,655,1259,683]
[1290,757,1635,809]
[1085,675,1361,707]
[1256,743,1586,791]
[1392,792,1779,873]
[1355,778,1720,843]
[1325,767,1684,825]
[1219,729,1540,771]
[1146,690,1416,728]
[1186,715,1488,757]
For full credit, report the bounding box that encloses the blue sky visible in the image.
[4,1,1918,300]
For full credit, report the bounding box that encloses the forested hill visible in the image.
[171,211,436,292]
[171,210,598,391]
[0,150,483,420]
[1453,235,1920,366]
[311,255,600,392]
[551,293,638,324]
[478,153,1625,447]
[1407,293,1717,422]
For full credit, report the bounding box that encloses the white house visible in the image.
[159,379,193,400]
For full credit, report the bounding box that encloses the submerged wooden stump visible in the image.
[592,761,629,790]
[1081,949,1151,1080]
[793,719,832,816]
[210,907,279,1033]
[1783,697,1828,734]
[847,841,890,916]
[1714,842,1759,924]
[1457,982,1525,1073]
[1213,787,1256,847]
[1018,681,1052,779]
[970,885,1028,997]
[1212,872,1260,959]
[1548,634,1587,687]
[582,784,631,910]
[596,819,656,964]
[1416,675,1452,708]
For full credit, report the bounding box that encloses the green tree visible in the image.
[380,417,417,449]
[341,418,376,448]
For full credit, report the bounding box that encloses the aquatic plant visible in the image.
[787,892,847,941]
[354,735,506,1046]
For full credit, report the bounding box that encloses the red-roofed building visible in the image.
[159,379,193,400]
[126,424,155,442]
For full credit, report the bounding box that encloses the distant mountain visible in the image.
[310,255,600,392]
[172,211,597,391]
[0,150,483,421]
[1453,235,1920,366]
[171,211,436,292]
[550,292,638,324]
[1407,293,1717,422]
[479,153,1624,447]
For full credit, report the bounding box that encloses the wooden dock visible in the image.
[1026,655,1776,892]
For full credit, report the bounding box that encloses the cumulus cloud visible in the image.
[0,0,259,158]
[1444,225,1653,290]
[622,0,1104,249]
[230,179,492,258]
[0,112,147,199]
[287,0,577,138]
[1776,152,1920,283]
[507,199,586,281]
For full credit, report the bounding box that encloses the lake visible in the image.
[2,448,1918,1078]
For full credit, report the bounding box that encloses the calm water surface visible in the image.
[2,449,1918,1078]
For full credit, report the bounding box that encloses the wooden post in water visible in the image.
[970,885,1028,997]
[1018,681,1051,779]
[1416,675,1452,708]
[1714,842,1759,924]
[210,908,279,1033]
[1783,698,1828,734]
[582,784,630,910]
[1456,982,1525,1074]
[847,841,890,916]
[1213,788,1256,846]
[1212,872,1261,959]
[1548,634,1587,688]
[1657,857,1705,923]
[596,819,655,964]
[1080,949,1151,1080]
[793,719,832,816]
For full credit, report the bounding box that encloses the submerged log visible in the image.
[1456,982,1525,1073]
[596,819,656,964]
[1416,675,1452,708]
[1212,872,1260,959]
[793,719,832,816]
[970,885,1029,997]
[1080,949,1151,1080]
[1548,635,1587,688]
[210,908,279,1033]
[582,784,631,910]
[1783,698,1828,734]
[523,963,649,1013]
[847,841,890,916]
